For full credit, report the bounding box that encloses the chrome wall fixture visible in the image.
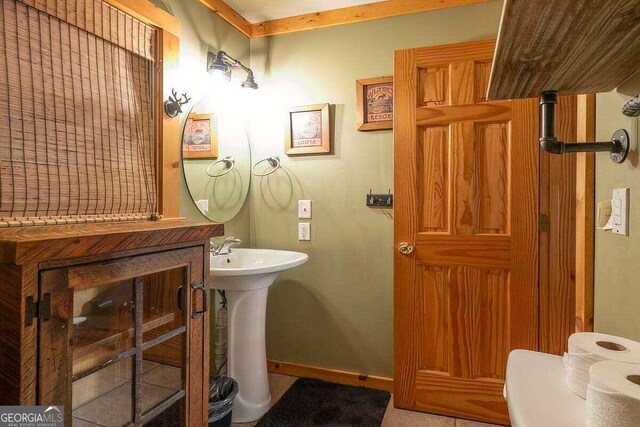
[207,51,258,89]
[251,156,280,176]
[539,90,630,164]
[206,156,235,178]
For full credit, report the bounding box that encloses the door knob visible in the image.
[398,242,414,255]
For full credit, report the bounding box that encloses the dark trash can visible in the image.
[208,375,239,427]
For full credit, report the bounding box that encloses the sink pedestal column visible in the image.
[226,282,273,422]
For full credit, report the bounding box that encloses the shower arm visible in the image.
[539,91,629,163]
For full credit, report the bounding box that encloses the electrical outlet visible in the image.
[612,187,630,236]
[298,200,312,219]
[298,223,311,241]
[195,199,209,215]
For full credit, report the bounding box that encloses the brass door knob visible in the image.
[398,242,414,255]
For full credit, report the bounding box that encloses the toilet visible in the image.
[505,350,586,427]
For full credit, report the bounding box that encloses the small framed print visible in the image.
[356,76,393,131]
[285,103,331,156]
[183,113,218,159]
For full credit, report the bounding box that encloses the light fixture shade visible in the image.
[208,51,230,74]
[241,71,259,89]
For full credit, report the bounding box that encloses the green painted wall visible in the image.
[150,0,252,242]
[594,88,640,341]
[247,1,503,377]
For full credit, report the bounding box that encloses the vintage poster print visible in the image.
[366,82,393,123]
[291,110,323,148]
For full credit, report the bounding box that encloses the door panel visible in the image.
[394,40,538,425]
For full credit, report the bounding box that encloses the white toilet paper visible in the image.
[564,333,640,399]
[586,361,640,427]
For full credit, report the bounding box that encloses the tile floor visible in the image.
[72,368,502,426]
[234,373,502,427]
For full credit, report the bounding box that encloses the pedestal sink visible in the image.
[210,249,308,423]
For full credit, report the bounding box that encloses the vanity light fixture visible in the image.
[207,50,258,89]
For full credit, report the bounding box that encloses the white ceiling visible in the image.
[225,0,388,23]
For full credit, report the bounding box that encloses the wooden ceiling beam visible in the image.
[199,0,253,38]
[198,0,492,39]
[251,0,493,37]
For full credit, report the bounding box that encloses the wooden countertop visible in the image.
[0,219,223,265]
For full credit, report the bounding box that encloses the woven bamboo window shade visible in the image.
[0,0,159,227]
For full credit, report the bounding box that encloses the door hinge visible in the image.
[538,213,550,233]
[25,293,51,326]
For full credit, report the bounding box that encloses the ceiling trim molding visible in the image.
[106,0,180,36]
[199,0,492,39]
[199,0,254,38]
[251,0,492,37]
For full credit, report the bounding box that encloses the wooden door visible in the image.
[393,40,539,425]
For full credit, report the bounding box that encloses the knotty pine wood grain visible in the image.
[575,94,595,333]
[393,47,419,409]
[416,102,511,126]
[487,0,640,100]
[509,98,539,352]
[267,360,394,392]
[414,372,508,425]
[198,0,252,37]
[0,219,222,265]
[251,0,492,38]
[158,31,181,218]
[539,96,577,355]
[395,40,544,425]
[418,127,449,233]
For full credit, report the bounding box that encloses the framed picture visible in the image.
[356,76,393,131]
[285,103,331,156]
[183,113,218,159]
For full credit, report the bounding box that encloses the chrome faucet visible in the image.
[211,236,242,256]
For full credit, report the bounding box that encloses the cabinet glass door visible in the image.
[70,268,188,426]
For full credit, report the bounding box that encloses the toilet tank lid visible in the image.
[505,350,586,427]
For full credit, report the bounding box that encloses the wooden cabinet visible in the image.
[0,220,223,426]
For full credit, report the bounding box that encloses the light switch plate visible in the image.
[612,187,630,236]
[298,200,312,219]
[298,223,311,241]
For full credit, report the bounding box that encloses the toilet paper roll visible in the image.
[586,361,640,427]
[564,333,640,399]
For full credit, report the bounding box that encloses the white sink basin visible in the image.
[210,248,307,291]
[209,248,308,422]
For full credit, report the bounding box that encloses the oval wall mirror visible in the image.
[182,96,251,223]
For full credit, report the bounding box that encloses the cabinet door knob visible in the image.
[398,242,414,255]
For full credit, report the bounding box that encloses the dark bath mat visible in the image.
[256,377,390,427]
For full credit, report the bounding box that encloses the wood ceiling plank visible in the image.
[488,0,640,100]
[251,0,492,37]
[199,0,253,37]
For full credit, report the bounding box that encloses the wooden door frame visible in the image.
[575,94,596,333]
[104,0,182,218]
